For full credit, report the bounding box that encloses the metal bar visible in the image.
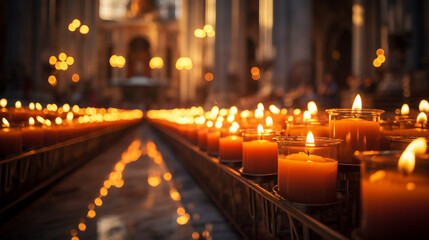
[151,123,350,240]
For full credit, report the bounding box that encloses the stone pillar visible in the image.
[272,0,289,90]
[352,0,365,78]
[212,0,231,105]
[179,0,191,105]
[230,0,247,99]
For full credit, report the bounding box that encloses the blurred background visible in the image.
[0,0,428,110]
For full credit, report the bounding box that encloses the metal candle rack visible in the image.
[151,123,353,240]
[0,122,141,222]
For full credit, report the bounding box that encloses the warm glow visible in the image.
[80,25,89,34]
[306,131,315,147]
[55,117,63,125]
[149,57,164,69]
[417,112,427,125]
[419,100,429,112]
[2,118,10,128]
[269,105,280,114]
[232,122,239,129]
[63,103,70,112]
[229,125,238,133]
[176,57,193,70]
[87,210,96,218]
[240,110,250,119]
[377,55,386,63]
[68,23,76,32]
[293,109,301,115]
[206,30,215,37]
[303,111,311,121]
[177,207,185,215]
[176,214,189,225]
[203,24,214,33]
[376,48,384,56]
[100,187,108,196]
[373,58,381,68]
[163,172,172,181]
[401,104,410,115]
[230,106,238,115]
[307,101,318,115]
[148,175,161,187]
[206,121,213,128]
[398,138,427,174]
[60,61,68,70]
[251,67,260,75]
[45,119,51,127]
[66,56,74,65]
[49,56,57,65]
[194,28,206,38]
[78,223,86,231]
[72,19,81,28]
[36,116,45,124]
[258,124,264,133]
[29,117,35,126]
[0,98,6,108]
[255,109,264,119]
[192,232,200,239]
[265,116,273,127]
[205,72,214,81]
[59,53,67,61]
[226,115,234,123]
[72,74,80,82]
[257,103,264,111]
[252,74,260,80]
[29,102,35,110]
[215,121,222,129]
[36,103,42,110]
[15,101,22,108]
[66,112,74,122]
[170,189,181,201]
[48,75,57,86]
[352,94,362,110]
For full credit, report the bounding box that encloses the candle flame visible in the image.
[215,121,222,129]
[240,110,250,119]
[352,94,362,110]
[15,101,22,108]
[36,116,45,124]
[45,119,52,127]
[206,121,213,128]
[229,125,238,133]
[255,108,264,119]
[257,103,264,111]
[36,102,42,111]
[2,118,10,128]
[401,104,409,115]
[269,105,280,114]
[227,114,235,123]
[29,117,35,126]
[217,116,224,122]
[303,111,311,121]
[417,112,427,124]
[306,131,315,146]
[307,101,318,115]
[0,98,7,108]
[195,116,205,125]
[419,100,429,112]
[29,102,35,110]
[67,112,74,122]
[55,117,63,125]
[265,116,273,127]
[63,103,70,112]
[293,109,301,115]
[229,106,238,115]
[211,106,219,116]
[257,124,264,133]
[232,122,239,129]
[398,138,427,175]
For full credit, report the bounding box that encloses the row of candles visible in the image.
[0,99,143,156]
[147,95,429,239]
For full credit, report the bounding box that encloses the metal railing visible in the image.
[0,122,141,222]
[151,123,352,240]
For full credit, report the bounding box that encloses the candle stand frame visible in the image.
[0,122,141,224]
[151,122,350,240]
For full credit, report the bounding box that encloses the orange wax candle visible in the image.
[278,153,337,204]
[206,130,220,155]
[361,172,429,239]
[197,128,208,150]
[22,126,44,148]
[331,118,380,163]
[219,133,242,161]
[242,139,278,174]
[0,128,22,155]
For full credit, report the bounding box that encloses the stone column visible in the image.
[230,0,247,99]
[272,0,289,90]
[352,0,365,78]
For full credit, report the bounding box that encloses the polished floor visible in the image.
[0,125,239,240]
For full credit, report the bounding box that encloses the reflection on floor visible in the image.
[0,125,239,240]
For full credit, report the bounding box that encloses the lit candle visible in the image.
[0,98,10,119]
[21,117,44,149]
[11,100,30,123]
[242,125,278,175]
[327,94,384,163]
[358,138,429,239]
[276,131,339,204]
[206,121,222,156]
[288,111,330,137]
[0,118,22,155]
[219,123,242,162]
[197,120,211,150]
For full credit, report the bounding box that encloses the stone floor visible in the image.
[0,125,240,240]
